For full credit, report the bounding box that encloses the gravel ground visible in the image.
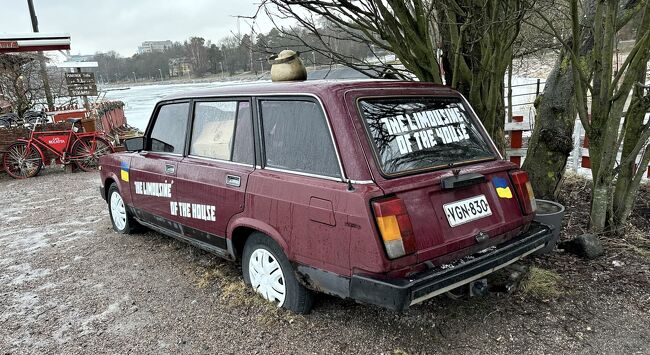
[1,169,648,354]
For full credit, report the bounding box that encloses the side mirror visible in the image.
[124,136,145,152]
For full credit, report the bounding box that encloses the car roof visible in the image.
[161,79,453,101]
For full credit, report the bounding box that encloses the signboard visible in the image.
[65,72,97,96]
[65,72,95,84]
[0,41,19,49]
[68,84,98,96]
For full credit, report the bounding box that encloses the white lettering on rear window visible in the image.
[379,107,472,155]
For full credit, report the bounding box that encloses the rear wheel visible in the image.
[243,233,314,314]
[3,142,42,179]
[108,184,138,234]
[71,136,113,172]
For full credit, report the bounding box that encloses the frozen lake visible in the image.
[103,82,247,130]
[103,78,543,131]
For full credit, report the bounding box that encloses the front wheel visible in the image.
[3,142,43,179]
[242,233,314,314]
[107,184,139,234]
[71,136,114,172]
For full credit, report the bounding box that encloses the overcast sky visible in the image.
[1,0,276,57]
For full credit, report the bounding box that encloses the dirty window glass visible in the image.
[150,102,189,154]
[232,102,254,165]
[190,101,237,160]
[261,100,340,178]
[359,97,495,175]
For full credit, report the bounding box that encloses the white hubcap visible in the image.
[249,248,286,306]
[110,191,127,231]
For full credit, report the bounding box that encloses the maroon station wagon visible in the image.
[98,80,553,313]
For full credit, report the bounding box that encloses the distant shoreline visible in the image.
[99,71,270,90]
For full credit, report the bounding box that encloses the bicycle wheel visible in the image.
[3,142,43,179]
[71,136,114,172]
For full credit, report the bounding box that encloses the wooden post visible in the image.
[507,61,513,123]
[27,0,55,111]
[581,134,590,168]
[509,115,524,167]
[76,67,90,112]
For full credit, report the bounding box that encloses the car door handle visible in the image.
[165,164,175,175]
[226,175,241,187]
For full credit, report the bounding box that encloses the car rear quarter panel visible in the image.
[318,89,375,182]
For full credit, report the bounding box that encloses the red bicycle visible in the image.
[3,117,114,179]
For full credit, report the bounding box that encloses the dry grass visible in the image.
[604,223,650,258]
[195,266,234,289]
[520,267,563,299]
[195,263,304,326]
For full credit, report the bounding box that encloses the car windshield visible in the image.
[359,96,496,175]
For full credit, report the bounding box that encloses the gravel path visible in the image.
[1,169,648,354]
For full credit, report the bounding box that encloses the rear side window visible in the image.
[190,101,237,160]
[150,102,189,154]
[189,101,254,164]
[260,99,340,178]
[359,97,495,175]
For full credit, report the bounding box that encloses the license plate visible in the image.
[443,195,492,227]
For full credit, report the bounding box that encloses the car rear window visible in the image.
[359,96,495,175]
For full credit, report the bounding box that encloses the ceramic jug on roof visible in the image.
[269,50,307,82]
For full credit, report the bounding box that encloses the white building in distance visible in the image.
[137,40,172,54]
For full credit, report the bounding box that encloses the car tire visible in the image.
[242,232,314,314]
[107,183,139,234]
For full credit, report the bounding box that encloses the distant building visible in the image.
[168,58,192,77]
[137,40,172,54]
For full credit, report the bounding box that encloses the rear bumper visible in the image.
[349,221,553,311]
[99,185,106,201]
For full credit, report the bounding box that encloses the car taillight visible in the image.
[371,196,416,259]
[510,171,537,215]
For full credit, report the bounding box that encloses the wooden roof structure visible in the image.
[0,33,70,53]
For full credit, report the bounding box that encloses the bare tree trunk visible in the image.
[614,147,650,228]
[521,54,577,199]
[37,53,54,111]
[612,96,647,226]
[590,181,611,232]
[611,7,650,229]
[585,0,650,233]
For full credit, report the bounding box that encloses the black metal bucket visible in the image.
[533,199,566,255]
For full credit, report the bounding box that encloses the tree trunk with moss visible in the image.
[521,53,578,199]
[612,91,650,228]
[522,1,597,199]
[611,11,650,230]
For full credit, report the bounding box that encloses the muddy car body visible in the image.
[99,80,553,313]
